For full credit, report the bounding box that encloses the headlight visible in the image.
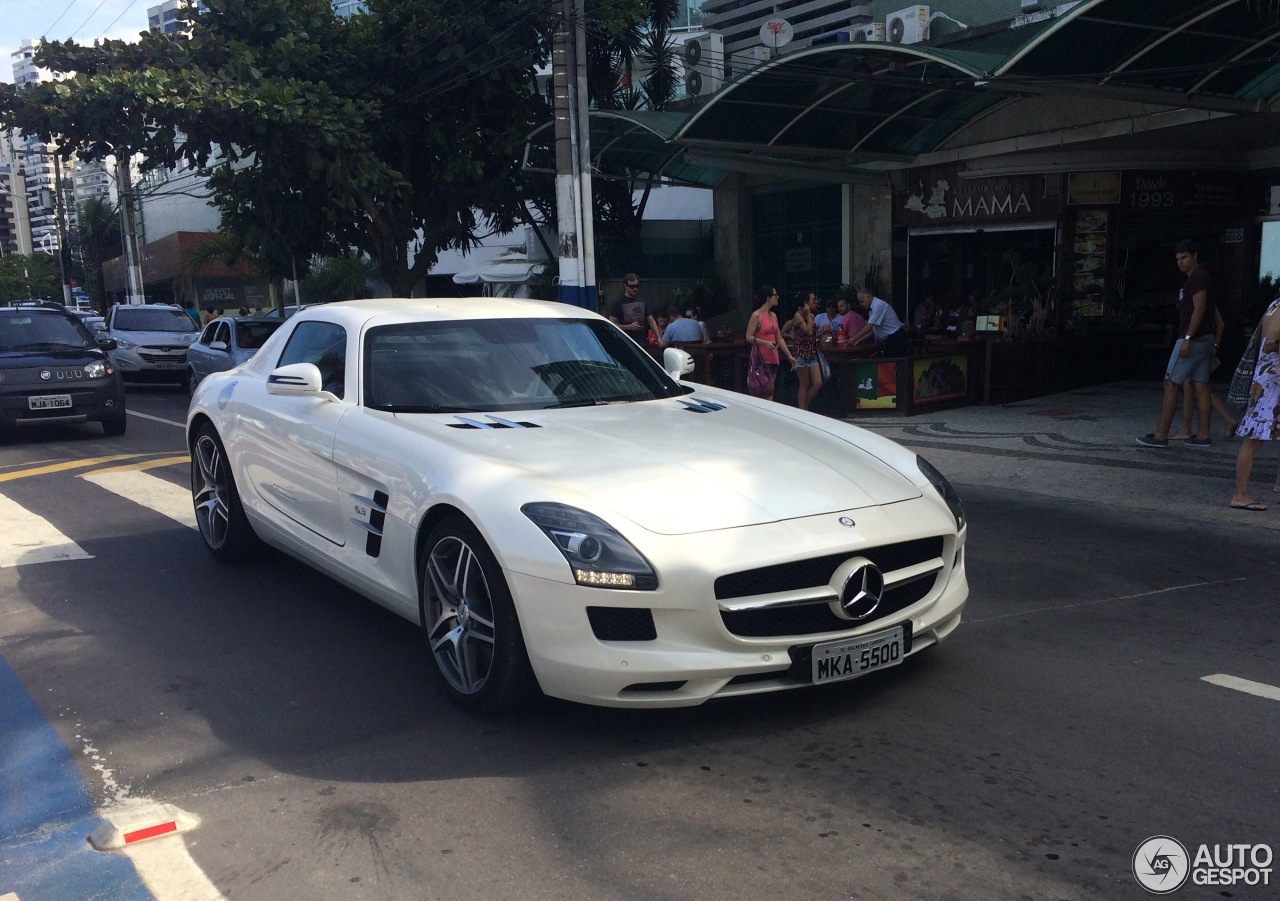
[917,456,965,530]
[114,337,135,349]
[84,360,110,379]
[522,502,658,590]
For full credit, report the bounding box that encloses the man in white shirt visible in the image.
[849,287,910,357]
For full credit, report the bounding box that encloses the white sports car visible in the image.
[187,298,968,711]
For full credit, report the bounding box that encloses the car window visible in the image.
[278,321,347,398]
[235,319,281,350]
[113,307,197,333]
[363,317,683,413]
[213,322,232,346]
[0,312,95,351]
[199,322,219,344]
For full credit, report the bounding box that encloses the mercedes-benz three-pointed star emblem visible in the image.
[838,563,885,620]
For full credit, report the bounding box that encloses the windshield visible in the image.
[113,307,197,333]
[0,313,95,352]
[235,319,282,349]
[364,317,688,413]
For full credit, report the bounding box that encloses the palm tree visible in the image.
[75,197,121,309]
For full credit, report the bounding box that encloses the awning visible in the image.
[452,258,546,286]
[528,1,1280,183]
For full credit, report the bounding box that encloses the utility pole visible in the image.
[51,151,73,306]
[116,155,145,305]
[552,0,597,310]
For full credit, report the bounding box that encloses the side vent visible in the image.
[350,490,390,558]
[448,416,542,429]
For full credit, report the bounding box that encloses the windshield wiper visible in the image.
[11,342,87,350]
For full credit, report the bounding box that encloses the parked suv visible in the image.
[105,303,199,383]
[0,304,127,437]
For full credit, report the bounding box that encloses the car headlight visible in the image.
[917,456,965,530]
[114,337,135,349]
[522,502,658,590]
[84,360,111,379]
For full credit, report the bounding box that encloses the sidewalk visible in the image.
[848,380,1280,533]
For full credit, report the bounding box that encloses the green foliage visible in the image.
[299,254,378,302]
[0,253,61,302]
[1,0,555,296]
[75,197,121,309]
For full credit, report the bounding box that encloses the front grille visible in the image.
[714,536,944,600]
[138,350,187,363]
[720,574,936,637]
[586,606,657,642]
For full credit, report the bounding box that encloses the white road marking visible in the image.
[123,836,226,901]
[0,493,93,567]
[80,471,197,530]
[1201,673,1280,702]
[128,410,186,428]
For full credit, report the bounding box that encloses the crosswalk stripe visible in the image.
[80,471,197,530]
[0,493,93,568]
[0,454,142,483]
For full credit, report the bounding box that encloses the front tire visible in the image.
[101,414,127,436]
[191,422,260,561]
[420,518,534,713]
[186,367,200,396]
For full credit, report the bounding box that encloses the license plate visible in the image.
[811,625,905,684]
[29,395,72,410]
[154,362,183,370]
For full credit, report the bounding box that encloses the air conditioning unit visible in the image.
[732,46,771,78]
[674,31,724,98]
[855,22,886,42]
[886,5,930,44]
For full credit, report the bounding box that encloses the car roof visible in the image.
[291,297,600,329]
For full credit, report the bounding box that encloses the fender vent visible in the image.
[350,490,389,558]
[447,416,542,429]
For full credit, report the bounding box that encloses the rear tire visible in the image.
[419,517,535,714]
[191,422,261,561]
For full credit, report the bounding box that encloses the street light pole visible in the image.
[116,155,145,305]
[51,151,73,306]
[552,0,596,310]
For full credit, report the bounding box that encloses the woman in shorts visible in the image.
[785,291,823,411]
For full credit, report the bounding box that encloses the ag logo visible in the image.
[1133,835,1190,893]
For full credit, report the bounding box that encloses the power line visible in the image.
[98,0,142,40]
[44,0,81,38]
[72,0,116,40]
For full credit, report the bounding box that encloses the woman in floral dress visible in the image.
[1231,297,1280,511]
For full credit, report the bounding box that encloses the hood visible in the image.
[403,398,921,535]
[113,328,196,346]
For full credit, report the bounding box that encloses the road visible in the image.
[1,382,1276,900]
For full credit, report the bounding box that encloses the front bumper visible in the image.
[507,498,969,708]
[0,378,126,428]
[111,346,189,380]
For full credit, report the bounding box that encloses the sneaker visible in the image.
[1185,437,1212,448]
[1135,434,1169,448]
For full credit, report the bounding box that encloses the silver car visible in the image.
[185,316,282,394]
[105,303,199,383]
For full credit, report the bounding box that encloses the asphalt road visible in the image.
[1,384,1276,900]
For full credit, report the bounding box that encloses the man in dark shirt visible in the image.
[1137,239,1216,448]
[608,273,662,346]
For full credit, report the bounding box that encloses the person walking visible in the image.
[849,287,910,357]
[608,273,662,347]
[745,285,794,402]
[1136,239,1216,448]
[1229,295,1280,511]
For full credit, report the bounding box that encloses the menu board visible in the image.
[1071,210,1106,317]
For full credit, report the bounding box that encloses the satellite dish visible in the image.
[759,19,793,49]
[684,38,702,67]
[686,71,703,96]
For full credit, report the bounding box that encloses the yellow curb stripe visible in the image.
[0,454,144,483]
[87,455,191,475]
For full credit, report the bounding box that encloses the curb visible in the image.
[88,803,200,851]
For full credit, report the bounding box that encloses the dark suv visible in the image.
[0,304,127,437]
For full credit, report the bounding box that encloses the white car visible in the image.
[186,298,968,711]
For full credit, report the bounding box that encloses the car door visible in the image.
[239,320,351,545]
[188,322,220,381]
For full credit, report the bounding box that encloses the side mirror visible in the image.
[663,347,695,381]
[210,340,228,352]
[266,362,324,396]
[97,337,117,351]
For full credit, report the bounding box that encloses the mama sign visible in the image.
[900,170,1054,225]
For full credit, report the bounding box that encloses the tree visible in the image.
[0,0,555,296]
[0,253,61,301]
[75,196,121,309]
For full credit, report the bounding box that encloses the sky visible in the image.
[0,0,149,83]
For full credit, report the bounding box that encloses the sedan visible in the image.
[186,299,968,711]
[185,316,283,394]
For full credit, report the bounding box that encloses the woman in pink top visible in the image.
[745,284,795,401]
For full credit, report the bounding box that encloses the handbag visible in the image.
[1228,323,1261,407]
[747,345,772,397]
